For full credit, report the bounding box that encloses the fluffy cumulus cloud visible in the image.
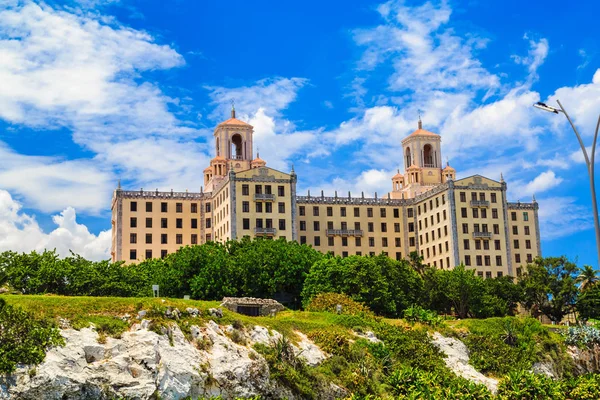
[537,196,594,240]
[0,190,110,260]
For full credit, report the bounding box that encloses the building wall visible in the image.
[507,203,541,276]
[414,190,454,269]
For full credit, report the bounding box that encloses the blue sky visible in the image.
[0,0,598,267]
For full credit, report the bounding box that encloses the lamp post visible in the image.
[533,101,600,267]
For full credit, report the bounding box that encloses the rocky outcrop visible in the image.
[431,332,499,394]
[0,320,333,400]
[568,344,600,375]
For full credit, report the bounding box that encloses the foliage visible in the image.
[302,254,423,317]
[497,370,565,400]
[0,298,64,374]
[72,315,129,339]
[577,284,600,321]
[305,293,374,317]
[561,326,600,348]
[519,256,579,323]
[403,305,443,327]
[576,265,599,291]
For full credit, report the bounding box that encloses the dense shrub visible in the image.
[403,305,443,327]
[0,298,64,373]
[306,293,374,317]
[561,326,600,347]
[497,370,564,400]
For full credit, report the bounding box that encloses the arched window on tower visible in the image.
[231,134,243,160]
[216,138,220,157]
[423,144,434,168]
[405,147,411,168]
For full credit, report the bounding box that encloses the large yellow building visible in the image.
[111,111,540,277]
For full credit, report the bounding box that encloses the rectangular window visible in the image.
[191,219,198,229]
[205,203,211,212]
[191,234,198,245]
[265,185,272,194]
[367,208,373,218]
[496,256,502,266]
[514,239,520,249]
[407,208,414,217]
[300,236,306,245]
[381,223,387,232]
[495,240,501,250]
[473,208,479,218]
[243,218,250,230]
[328,237,334,246]
[355,237,362,247]
[491,193,497,203]
[465,255,471,266]
[191,203,197,213]
[300,221,306,231]
[475,240,481,250]
[314,221,320,231]
[408,222,415,232]
[265,202,272,213]
[394,223,400,232]
[146,218,152,228]
[130,249,137,260]
[369,237,375,247]
[342,237,348,247]
[511,211,517,221]
[483,241,489,250]
[176,218,183,229]
[130,233,137,244]
[256,219,263,228]
[130,217,137,228]
[476,255,482,266]
[460,192,466,202]
[278,186,285,196]
[523,212,529,221]
[382,237,388,247]
[161,218,168,229]
[527,254,533,263]
[278,202,285,213]
[492,209,498,219]
[515,254,521,263]
[242,201,249,212]
[205,218,211,228]
[368,222,374,232]
[146,202,152,212]
[255,185,262,194]
[464,239,470,250]
[525,240,531,249]
[256,202,263,213]
[474,224,480,232]
[314,236,320,246]
[279,219,286,230]
[341,207,347,217]
[395,237,401,247]
[481,209,487,218]
[130,201,137,212]
[161,250,167,259]
[176,234,183,245]
[242,184,249,195]
[327,207,333,217]
[327,221,334,230]
[513,226,518,235]
[484,255,491,266]
[461,208,468,218]
[354,207,360,217]
[161,202,168,212]
[396,252,402,261]
[409,237,416,247]
[462,223,469,234]
[145,233,152,244]
[266,219,273,229]
[393,208,399,218]
[486,271,492,279]
[313,206,319,216]
[471,192,477,201]
[380,208,386,217]
[341,222,347,230]
[161,234,167,244]
[493,224,500,234]
[299,206,305,216]
[176,203,183,213]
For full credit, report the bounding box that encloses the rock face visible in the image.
[431,332,499,394]
[0,321,335,400]
[568,344,600,375]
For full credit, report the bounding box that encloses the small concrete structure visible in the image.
[221,297,285,317]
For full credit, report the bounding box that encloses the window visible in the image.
[479,193,486,201]
[130,217,137,228]
[515,254,521,263]
[279,219,286,230]
[465,255,471,266]
[473,208,479,218]
[474,223,480,233]
[299,206,305,216]
[393,208,399,218]
[491,193,497,203]
[314,236,320,246]
[481,209,487,218]
[205,218,211,228]
[300,221,306,231]
[161,202,168,212]
[146,202,152,212]
[495,240,501,250]
[462,223,469,234]
[482,224,488,233]
[511,211,517,221]
[265,202,272,213]
[492,209,498,219]
[176,218,183,229]
[243,218,250,230]
[497,271,503,278]
[313,206,319,216]
[382,238,388,247]
[240,201,248,212]
[191,219,198,229]
[524,226,531,235]
[130,233,137,244]
[483,241,489,250]
[527,254,533,263]
[407,208,414,217]
[354,207,360,217]
[278,202,285,213]
[381,223,387,232]
[327,221,334,230]
[161,218,168,228]
[191,203,197,213]
[395,237,401,247]
[493,224,500,234]
[161,250,168,259]
[314,221,320,231]
[254,202,262,213]
[340,207,346,217]
[342,237,348,247]
[478,271,484,278]
[278,186,285,196]
[130,202,137,212]
[265,185,272,195]
[161,234,167,244]
[396,252,402,261]
[444,226,448,236]
[176,203,183,213]
[145,233,152,244]
[266,219,273,229]
[327,207,333,217]
[409,237,416,247]
[460,192,466,202]
[328,237,334,246]
[368,222,374,232]
[394,223,400,232]
[464,239,470,250]
[523,212,529,221]
[380,208,386,217]
[475,240,481,250]
[146,218,152,228]
[461,208,467,217]
[341,222,347,230]
[130,249,137,260]
[367,208,373,217]
[300,236,306,244]
[205,203,211,212]
[513,226,518,235]
[176,234,183,244]
[242,184,249,195]
[476,255,482,266]
[471,192,477,201]
[255,185,262,194]
[408,222,415,232]
[514,239,520,249]
[355,237,362,246]
[369,237,375,247]
[486,271,492,279]
[525,240,531,249]
[191,234,198,245]
[496,256,502,266]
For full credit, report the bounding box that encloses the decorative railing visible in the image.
[472,232,492,239]
[118,189,210,200]
[326,229,364,237]
[254,193,276,201]
[507,202,538,210]
[255,227,277,235]
[470,200,490,207]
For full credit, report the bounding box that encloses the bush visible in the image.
[72,315,129,338]
[0,298,64,373]
[403,305,443,327]
[561,326,600,348]
[306,293,374,317]
[497,370,564,400]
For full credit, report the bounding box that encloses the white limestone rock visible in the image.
[293,331,329,367]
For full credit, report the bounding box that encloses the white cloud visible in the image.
[305,168,397,199]
[0,189,110,260]
[537,196,594,240]
[510,171,563,199]
[511,35,549,81]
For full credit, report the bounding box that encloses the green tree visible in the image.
[519,256,579,323]
[473,276,523,318]
[0,298,64,374]
[576,265,599,291]
[577,284,600,321]
[188,241,240,300]
[438,264,485,319]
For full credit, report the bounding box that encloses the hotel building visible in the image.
[111,109,540,278]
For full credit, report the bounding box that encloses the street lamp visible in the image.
[533,100,600,267]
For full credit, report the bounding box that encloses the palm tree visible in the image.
[576,265,599,291]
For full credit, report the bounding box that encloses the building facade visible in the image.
[111,111,540,277]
